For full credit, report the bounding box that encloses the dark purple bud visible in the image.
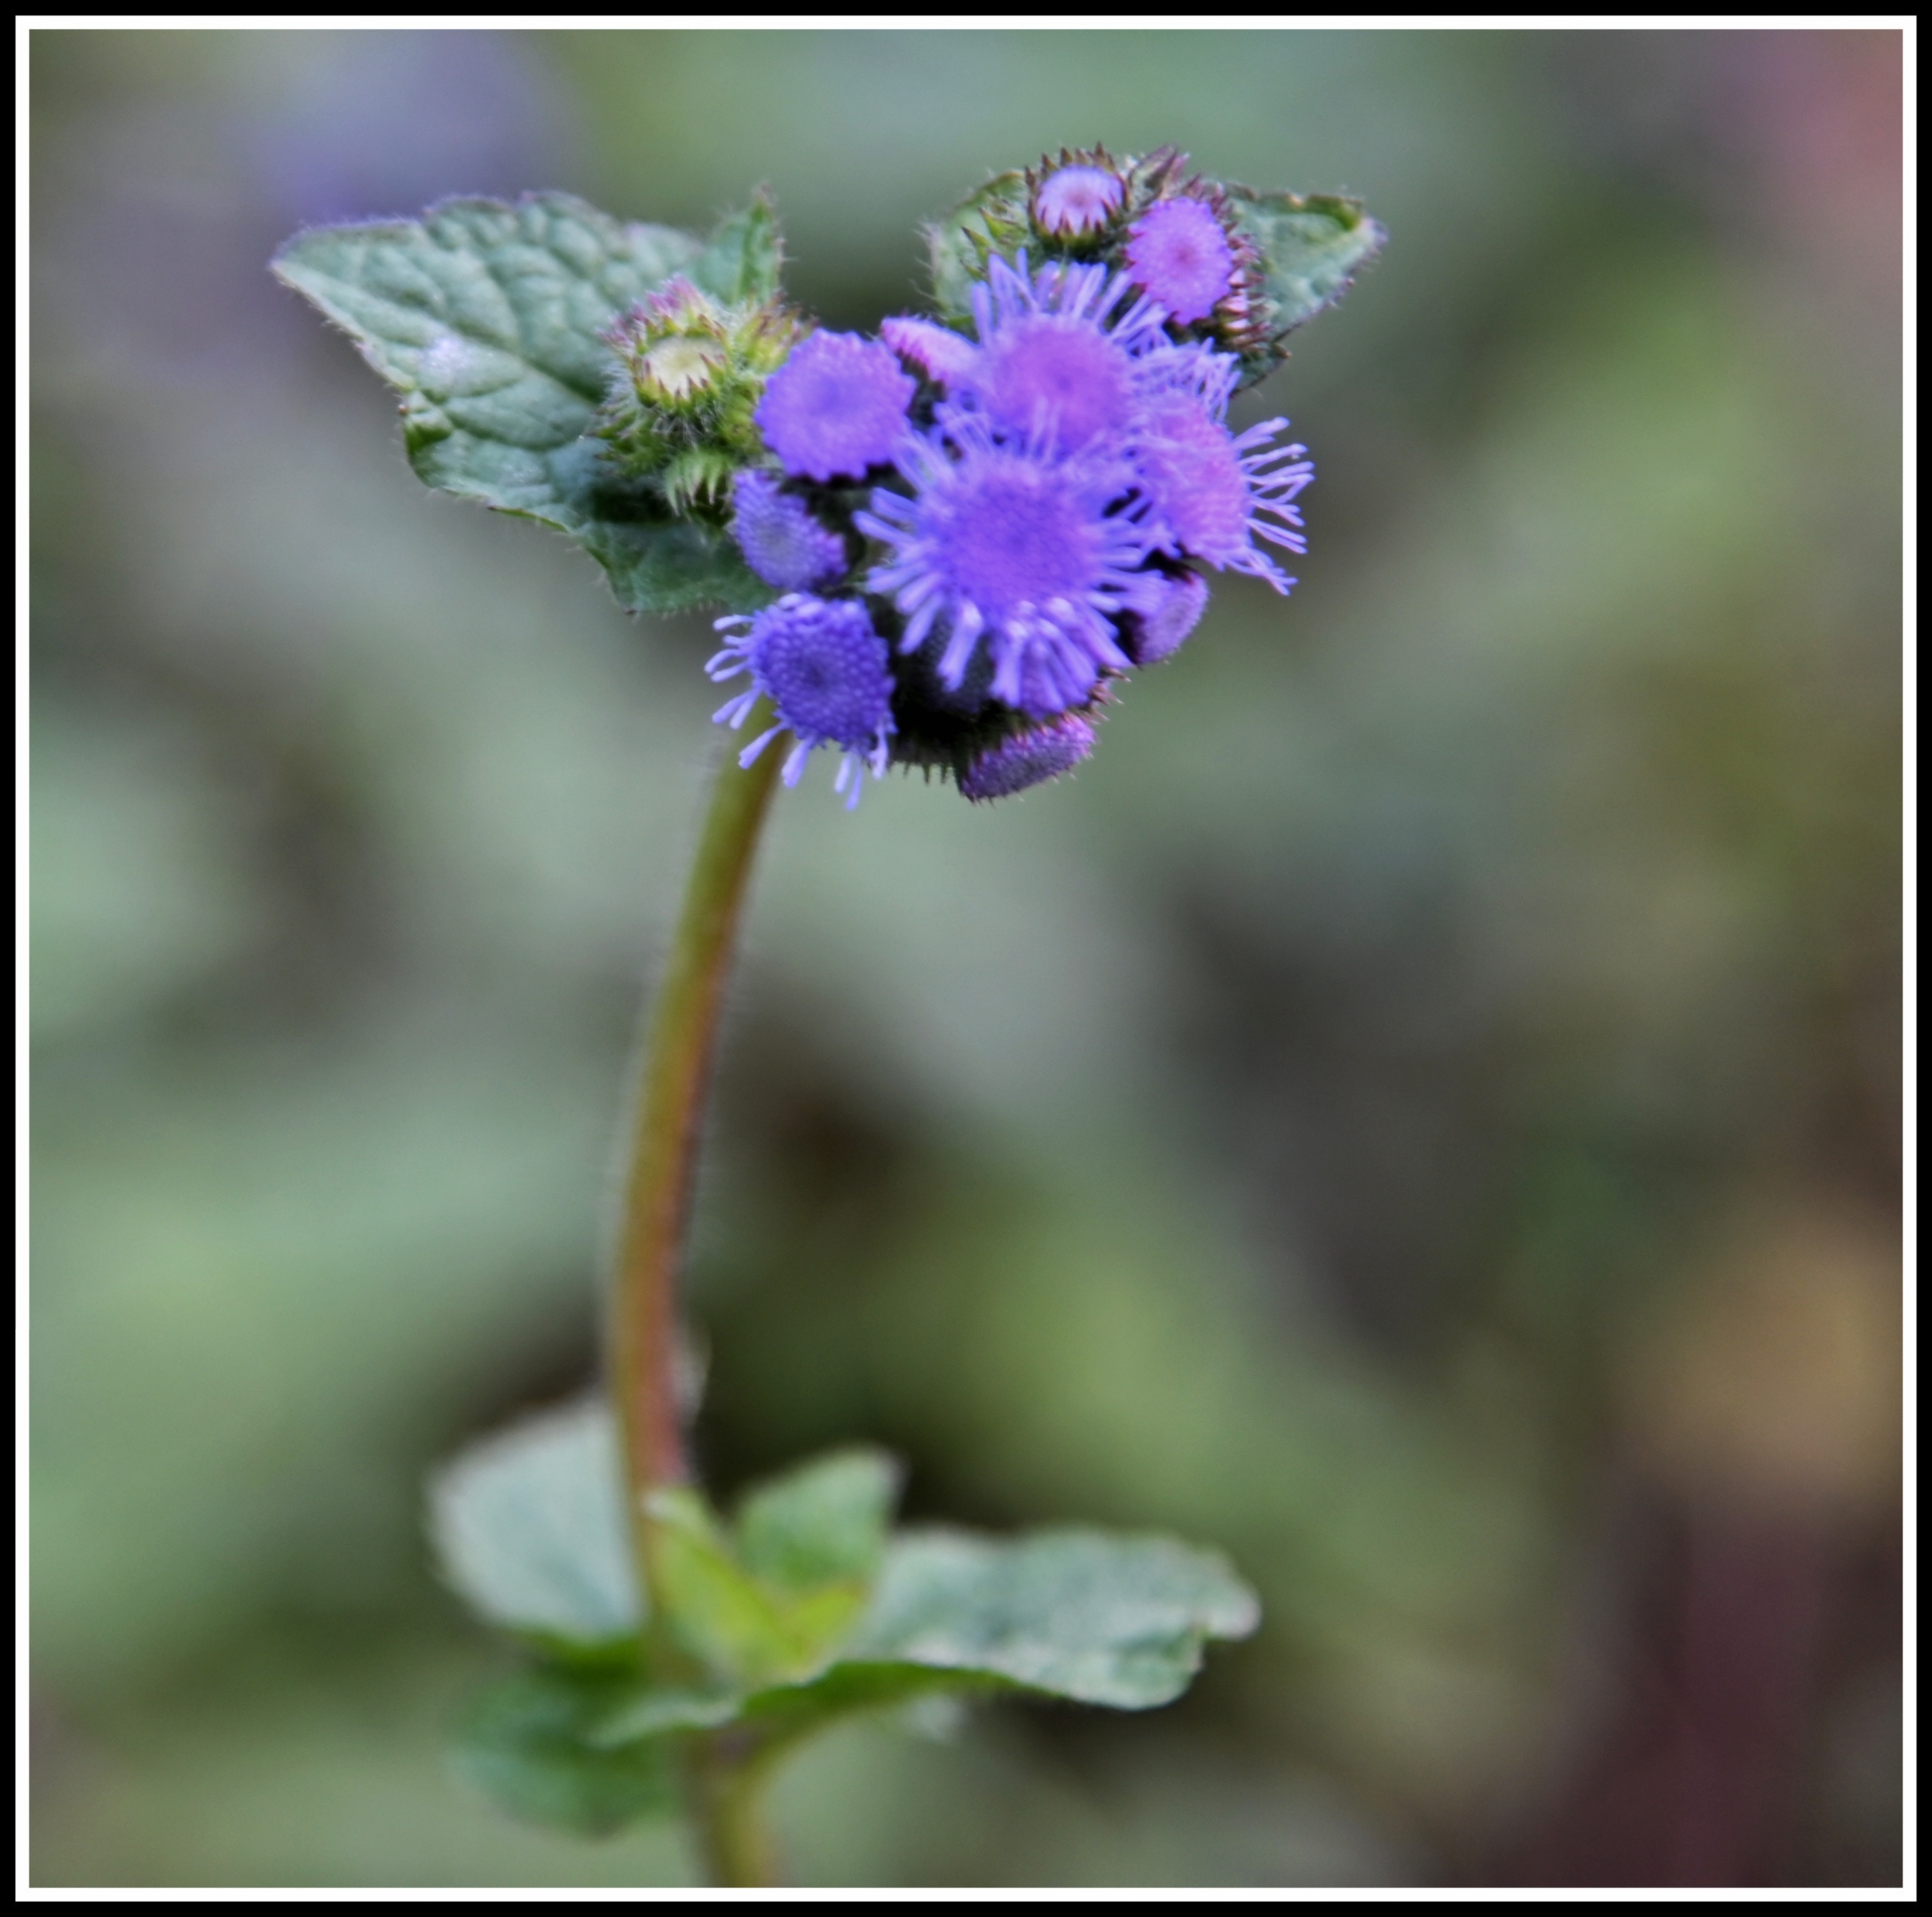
[958,714,1098,801]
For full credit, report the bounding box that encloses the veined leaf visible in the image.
[272,192,766,613]
[1228,189,1385,370]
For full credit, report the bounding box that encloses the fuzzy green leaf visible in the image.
[271,192,765,614]
[586,1684,743,1749]
[451,1665,678,1834]
[926,171,1028,323]
[660,1521,1260,1755]
[735,1447,901,1592]
[1228,190,1385,362]
[689,190,784,307]
[427,1398,642,1652]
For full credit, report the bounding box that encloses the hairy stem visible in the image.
[608,740,782,1595]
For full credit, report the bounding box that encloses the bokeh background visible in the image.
[29,28,1904,1889]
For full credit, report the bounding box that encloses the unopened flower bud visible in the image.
[595,280,804,517]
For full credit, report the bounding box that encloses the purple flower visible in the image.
[858,414,1155,718]
[1132,392,1311,594]
[1124,200,1234,325]
[966,314,1132,454]
[730,470,849,593]
[1032,165,1124,237]
[958,714,1097,801]
[880,315,979,389]
[709,594,895,808]
[754,331,915,482]
[955,256,1167,454]
[1116,344,1310,592]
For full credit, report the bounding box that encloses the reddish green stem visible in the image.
[605,737,787,1887]
[607,740,781,1593]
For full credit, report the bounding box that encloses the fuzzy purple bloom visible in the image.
[954,255,1168,454]
[858,414,1155,718]
[1032,165,1124,237]
[1124,199,1235,325]
[880,316,979,389]
[754,331,916,482]
[709,594,895,808]
[730,470,849,593]
[966,314,1133,454]
[1118,344,1312,593]
[958,714,1098,801]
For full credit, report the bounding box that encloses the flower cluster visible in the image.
[602,151,1318,806]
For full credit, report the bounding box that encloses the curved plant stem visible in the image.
[607,737,782,1595]
[606,739,785,1883]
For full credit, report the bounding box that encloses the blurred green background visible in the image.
[29,28,1902,1889]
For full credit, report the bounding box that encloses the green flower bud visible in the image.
[595,276,805,520]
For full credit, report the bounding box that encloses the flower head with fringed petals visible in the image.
[709,595,895,809]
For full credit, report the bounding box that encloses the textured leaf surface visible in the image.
[452,1665,677,1834]
[840,1526,1260,1708]
[1230,190,1385,349]
[272,192,763,613]
[428,1398,641,1649]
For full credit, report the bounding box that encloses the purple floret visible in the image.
[966,313,1135,454]
[858,414,1155,718]
[730,470,849,592]
[1133,394,1311,595]
[754,332,916,482]
[1120,345,1311,594]
[949,254,1168,455]
[709,594,896,809]
[1124,200,1235,325]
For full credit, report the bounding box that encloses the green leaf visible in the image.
[707,1525,1259,1758]
[587,1684,743,1749]
[926,172,1029,323]
[840,1526,1260,1709]
[688,189,783,307]
[427,1397,642,1652]
[433,1407,1258,1802]
[645,1487,807,1684]
[451,1665,679,1835]
[271,192,767,614]
[647,1486,868,1689]
[735,1446,900,1591]
[1227,190,1385,361]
